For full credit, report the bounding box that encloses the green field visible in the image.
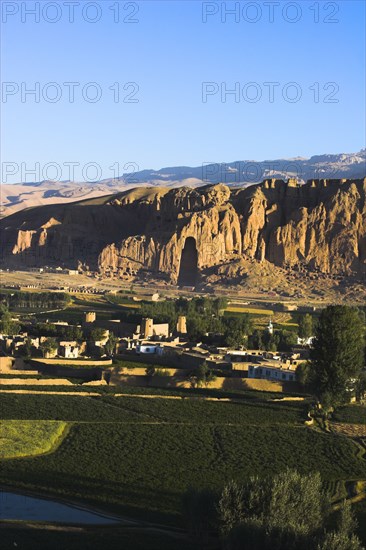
[36,307,114,323]
[0,393,305,424]
[0,392,365,527]
[333,405,366,424]
[0,525,197,550]
[225,306,274,316]
[0,420,67,458]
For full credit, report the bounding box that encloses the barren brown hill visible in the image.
[0,181,140,218]
[1,178,365,285]
[1,150,365,219]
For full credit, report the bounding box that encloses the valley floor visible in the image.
[0,387,365,549]
[1,268,365,305]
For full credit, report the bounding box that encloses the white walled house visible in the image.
[136,344,165,355]
[59,343,80,359]
[248,364,297,382]
[136,344,159,354]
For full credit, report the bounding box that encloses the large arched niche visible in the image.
[177,237,198,286]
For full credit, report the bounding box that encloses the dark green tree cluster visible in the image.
[30,323,83,341]
[249,328,297,352]
[186,314,252,347]
[182,470,364,550]
[89,327,107,342]
[104,334,118,357]
[223,317,252,348]
[0,291,70,309]
[317,503,364,550]
[297,314,314,339]
[192,361,217,387]
[308,306,365,405]
[140,297,228,329]
[140,297,249,346]
[0,305,20,336]
[39,337,58,358]
[140,300,178,327]
[219,470,326,549]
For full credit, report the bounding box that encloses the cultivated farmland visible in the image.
[1,392,365,526]
[0,420,67,459]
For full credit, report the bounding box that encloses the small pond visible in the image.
[0,491,120,524]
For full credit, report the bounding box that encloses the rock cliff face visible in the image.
[1,179,365,283]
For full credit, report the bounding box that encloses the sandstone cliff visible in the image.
[1,179,365,283]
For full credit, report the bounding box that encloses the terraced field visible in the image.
[1,392,365,525]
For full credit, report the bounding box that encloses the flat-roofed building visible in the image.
[248,363,297,382]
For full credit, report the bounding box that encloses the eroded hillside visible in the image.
[1,178,365,284]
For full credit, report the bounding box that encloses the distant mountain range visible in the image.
[108,149,366,186]
[1,149,365,218]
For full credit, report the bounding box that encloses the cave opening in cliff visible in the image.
[178,237,198,287]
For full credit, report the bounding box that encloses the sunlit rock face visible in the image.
[0,179,365,281]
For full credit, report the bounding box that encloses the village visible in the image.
[0,288,318,394]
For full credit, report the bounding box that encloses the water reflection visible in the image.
[0,491,120,524]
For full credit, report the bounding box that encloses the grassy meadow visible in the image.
[0,420,67,459]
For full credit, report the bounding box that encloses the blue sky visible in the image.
[1,0,365,183]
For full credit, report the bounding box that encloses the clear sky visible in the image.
[1,0,365,183]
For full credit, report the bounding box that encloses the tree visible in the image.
[214,297,228,316]
[186,316,207,342]
[267,469,325,539]
[183,472,362,550]
[224,316,252,348]
[309,306,365,404]
[34,322,57,337]
[59,325,83,341]
[195,361,208,387]
[104,334,118,356]
[318,532,364,550]
[22,338,33,359]
[278,330,298,351]
[195,361,216,387]
[262,330,280,352]
[0,304,20,336]
[248,329,264,350]
[355,371,366,403]
[89,328,106,342]
[218,469,327,550]
[218,480,246,535]
[317,502,364,550]
[296,361,312,388]
[298,314,313,339]
[39,337,58,358]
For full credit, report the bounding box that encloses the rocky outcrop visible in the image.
[1,179,365,282]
